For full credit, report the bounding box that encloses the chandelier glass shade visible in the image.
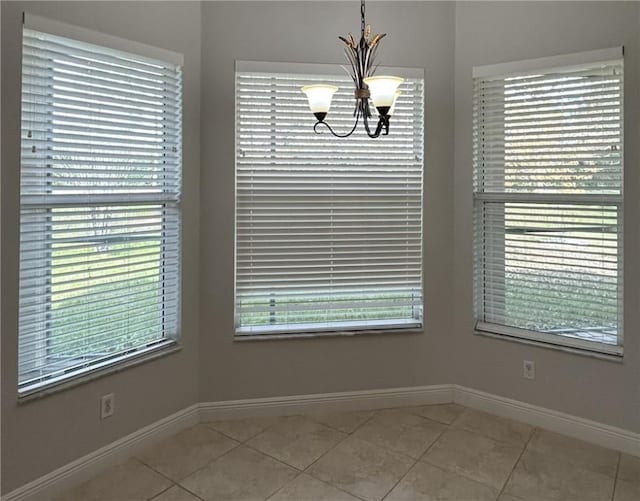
[300,0,404,138]
[300,84,339,122]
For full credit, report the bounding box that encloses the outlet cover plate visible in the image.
[101,393,115,419]
[523,360,535,380]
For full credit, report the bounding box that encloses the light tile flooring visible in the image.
[55,404,640,501]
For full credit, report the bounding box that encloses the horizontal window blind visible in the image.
[18,26,182,393]
[473,50,623,354]
[235,66,424,335]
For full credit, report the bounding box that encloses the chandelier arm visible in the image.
[361,108,384,139]
[313,108,362,138]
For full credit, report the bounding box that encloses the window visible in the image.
[472,48,623,355]
[18,15,183,394]
[235,62,424,337]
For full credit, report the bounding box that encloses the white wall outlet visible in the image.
[523,360,535,380]
[101,393,115,419]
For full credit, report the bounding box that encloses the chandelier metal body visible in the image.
[301,0,404,138]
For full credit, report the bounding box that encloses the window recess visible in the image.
[235,62,424,337]
[18,15,183,394]
[472,48,624,355]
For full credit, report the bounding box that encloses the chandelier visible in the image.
[301,0,404,138]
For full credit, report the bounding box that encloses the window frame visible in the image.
[17,14,184,398]
[471,47,624,357]
[233,61,425,339]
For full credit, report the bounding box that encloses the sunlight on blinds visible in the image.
[18,27,182,393]
[235,66,424,336]
[473,51,623,354]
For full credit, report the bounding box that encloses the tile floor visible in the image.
[55,404,640,501]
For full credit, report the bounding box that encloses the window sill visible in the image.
[474,329,623,363]
[234,326,424,342]
[18,340,181,404]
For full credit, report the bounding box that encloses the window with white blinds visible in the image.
[472,48,623,355]
[235,62,424,336]
[18,18,183,394]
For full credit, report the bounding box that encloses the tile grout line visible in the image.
[213,416,305,471]
[223,414,358,474]
[267,469,366,501]
[309,409,380,435]
[149,483,206,501]
[171,485,207,501]
[169,437,305,501]
[449,408,535,449]
[204,417,281,443]
[65,405,529,501]
[59,408,425,500]
[172,484,207,501]
[129,457,178,489]
[171,440,243,494]
[162,417,308,501]
[302,406,456,500]
[379,457,419,501]
[299,411,381,501]
[135,455,210,501]
[417,414,533,494]
[419,453,506,495]
[200,417,310,477]
[146,482,175,501]
[495,426,536,500]
[302,410,380,474]
[433,424,527,450]
[241,441,306,473]
[60,403,627,501]
[446,406,468,428]
[416,407,533,497]
[128,458,199,501]
[204,413,375,499]
[341,408,445,459]
[611,452,622,501]
[403,403,467,427]
[263,471,305,501]
[132,422,245,485]
[380,415,451,500]
[301,474,367,501]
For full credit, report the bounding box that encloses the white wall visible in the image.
[198,1,455,402]
[1,1,201,493]
[453,1,640,433]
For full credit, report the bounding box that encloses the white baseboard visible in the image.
[454,385,640,457]
[198,384,454,422]
[2,405,200,501]
[3,384,639,501]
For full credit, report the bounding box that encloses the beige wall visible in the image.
[198,1,455,402]
[452,1,640,433]
[1,1,201,493]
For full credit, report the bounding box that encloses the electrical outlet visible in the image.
[523,360,535,380]
[101,393,115,419]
